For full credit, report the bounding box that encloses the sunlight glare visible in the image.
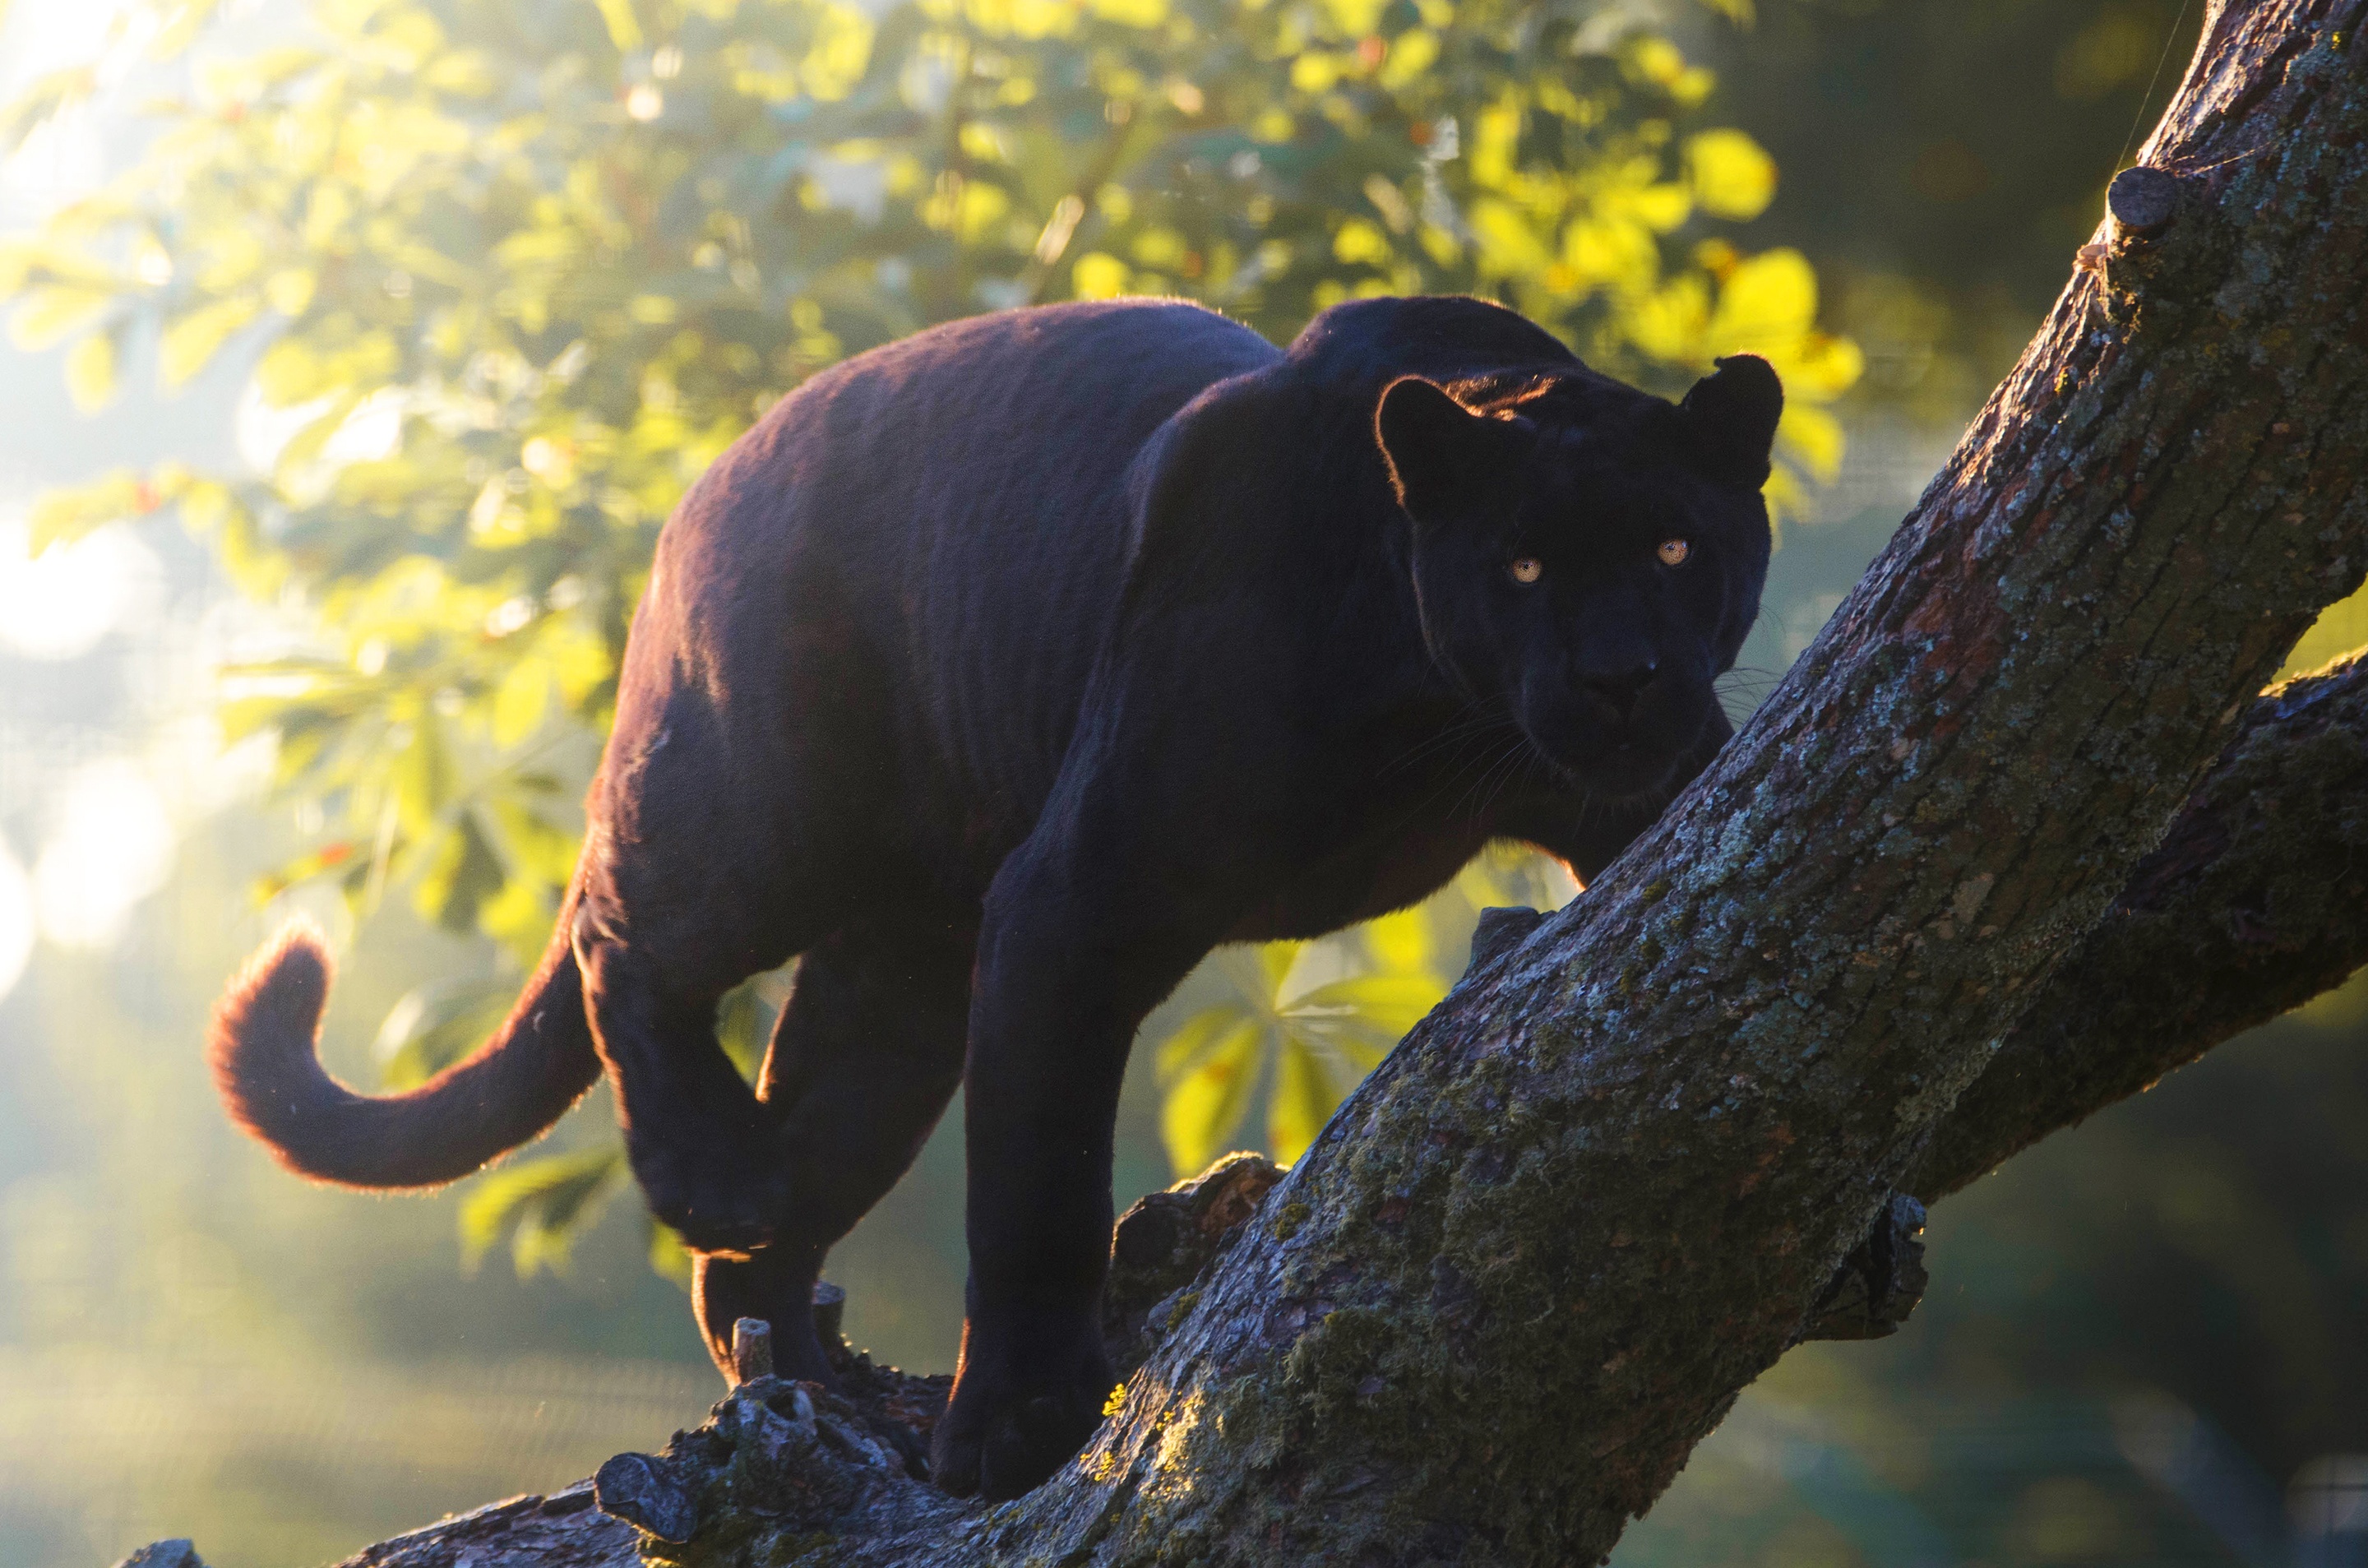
[0,840,33,1003]
[235,384,404,482]
[0,1,133,213]
[0,518,164,662]
[35,760,177,948]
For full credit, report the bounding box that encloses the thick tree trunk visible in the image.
[233,6,2366,1566]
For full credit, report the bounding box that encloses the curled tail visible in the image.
[208,900,601,1189]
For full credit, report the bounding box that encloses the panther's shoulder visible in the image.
[1281,294,1580,389]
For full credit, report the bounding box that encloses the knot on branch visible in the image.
[2078,160,2214,323]
[1797,1193,1929,1343]
[594,1453,701,1545]
[592,1376,969,1562]
[2108,165,2181,237]
[1466,905,1545,974]
[1104,1150,1286,1377]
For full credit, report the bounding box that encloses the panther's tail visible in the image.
[207,899,601,1189]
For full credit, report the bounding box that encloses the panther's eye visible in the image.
[1510,557,1544,585]
[1656,539,1690,567]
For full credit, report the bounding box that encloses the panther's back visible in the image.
[614,299,1283,881]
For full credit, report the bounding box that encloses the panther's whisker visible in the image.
[1449,731,1538,825]
[1412,733,1519,827]
[1379,707,1522,777]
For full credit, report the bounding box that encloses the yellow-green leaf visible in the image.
[1365,906,1435,974]
[1267,1037,1339,1164]
[1071,252,1130,300]
[159,295,260,386]
[458,1147,627,1277]
[2281,582,2368,678]
[1709,248,1819,351]
[1264,942,1307,994]
[1779,404,1846,485]
[265,267,317,317]
[25,473,150,552]
[9,284,110,351]
[1781,331,1866,403]
[648,1219,693,1287]
[1159,1015,1263,1175]
[391,707,456,839]
[1288,972,1447,1039]
[591,0,644,50]
[715,976,775,1083]
[486,796,578,889]
[414,807,507,935]
[490,654,552,746]
[1686,129,1778,221]
[1156,1000,1257,1080]
[64,326,117,410]
[372,974,515,1089]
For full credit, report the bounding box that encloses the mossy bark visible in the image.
[308,5,2368,1566]
[1911,649,2368,1200]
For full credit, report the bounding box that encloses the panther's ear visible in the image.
[1376,376,1533,527]
[1678,354,1783,488]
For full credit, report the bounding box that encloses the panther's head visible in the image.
[1375,355,1780,799]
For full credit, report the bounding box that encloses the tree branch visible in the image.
[1910,650,2368,1200]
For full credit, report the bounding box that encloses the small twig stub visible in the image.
[732,1316,774,1384]
[2108,165,2181,236]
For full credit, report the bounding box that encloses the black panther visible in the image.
[208,294,1780,1501]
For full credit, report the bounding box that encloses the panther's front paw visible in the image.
[932,1321,1113,1500]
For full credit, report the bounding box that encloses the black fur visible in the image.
[209,295,1778,1501]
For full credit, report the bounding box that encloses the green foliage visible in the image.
[1156,843,1570,1168]
[458,1144,630,1275]
[371,973,518,1088]
[4,0,1858,1275]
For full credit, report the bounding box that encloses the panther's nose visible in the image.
[1579,661,1658,720]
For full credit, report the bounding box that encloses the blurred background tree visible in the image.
[2,0,2365,1564]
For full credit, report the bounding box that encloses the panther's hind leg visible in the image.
[691,917,974,1386]
[573,612,881,1257]
[574,923,802,1257]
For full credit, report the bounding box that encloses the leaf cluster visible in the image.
[1155,842,1572,1169]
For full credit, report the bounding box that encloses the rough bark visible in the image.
[138,7,2361,1566]
[303,1488,639,1568]
[1911,650,2368,1199]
